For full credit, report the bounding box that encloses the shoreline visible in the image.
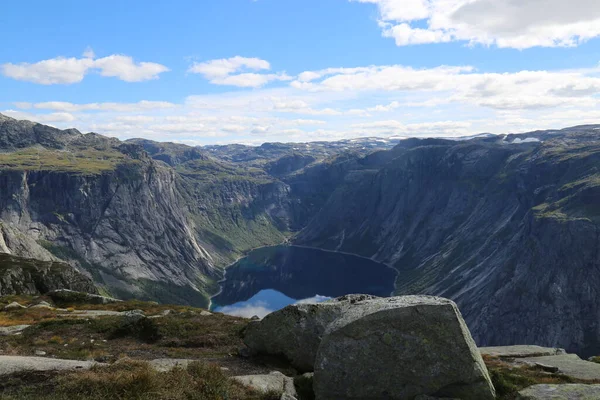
[207,239,291,310]
[207,241,399,309]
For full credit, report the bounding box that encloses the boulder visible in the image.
[243,294,379,371]
[121,310,146,325]
[232,371,297,398]
[3,302,25,311]
[313,296,495,400]
[518,384,600,399]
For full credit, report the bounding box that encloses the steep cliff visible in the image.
[0,115,219,306]
[296,128,600,356]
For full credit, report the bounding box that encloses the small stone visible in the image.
[533,362,559,373]
[160,309,175,316]
[233,371,297,397]
[3,302,26,311]
[34,350,47,356]
[200,311,212,316]
[29,301,53,310]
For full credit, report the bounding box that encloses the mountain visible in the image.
[0,114,383,306]
[4,112,600,356]
[295,126,600,356]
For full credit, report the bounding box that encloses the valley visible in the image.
[2,113,600,357]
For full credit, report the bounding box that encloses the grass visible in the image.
[0,360,280,400]
[0,296,249,361]
[0,148,131,174]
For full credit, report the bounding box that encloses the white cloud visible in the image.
[31,100,176,112]
[1,50,169,84]
[188,56,270,79]
[1,57,95,85]
[93,55,169,82]
[188,56,291,88]
[355,0,600,49]
[5,60,600,145]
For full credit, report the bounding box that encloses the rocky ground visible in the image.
[1,293,600,399]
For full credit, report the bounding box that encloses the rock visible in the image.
[200,310,212,316]
[160,309,175,316]
[533,362,560,373]
[232,371,297,397]
[518,384,600,399]
[480,345,567,358]
[47,289,122,305]
[34,350,46,356]
[29,301,53,309]
[519,354,600,380]
[250,315,260,321]
[3,302,25,311]
[121,310,146,324]
[0,356,104,376]
[313,296,495,400]
[243,294,379,371]
[149,359,196,372]
[0,325,30,336]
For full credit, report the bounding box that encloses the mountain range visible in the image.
[1,112,600,355]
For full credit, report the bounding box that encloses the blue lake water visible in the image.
[210,245,397,318]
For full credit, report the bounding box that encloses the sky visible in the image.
[1,0,600,145]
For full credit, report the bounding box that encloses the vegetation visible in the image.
[0,148,131,174]
[0,360,280,400]
[0,297,248,361]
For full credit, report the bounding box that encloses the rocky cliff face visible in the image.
[296,128,600,357]
[0,253,97,296]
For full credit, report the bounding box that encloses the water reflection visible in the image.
[211,245,396,317]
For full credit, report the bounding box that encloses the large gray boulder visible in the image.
[313,296,495,400]
[243,294,378,371]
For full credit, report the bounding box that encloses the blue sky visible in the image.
[2,0,600,145]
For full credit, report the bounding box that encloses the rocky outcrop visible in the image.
[518,384,600,399]
[313,296,495,400]
[244,294,495,400]
[243,294,379,371]
[0,253,96,296]
[46,289,121,305]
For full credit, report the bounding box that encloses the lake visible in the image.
[210,245,397,318]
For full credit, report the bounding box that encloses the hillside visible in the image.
[295,126,600,356]
[4,112,600,357]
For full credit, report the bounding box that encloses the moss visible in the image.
[0,148,134,174]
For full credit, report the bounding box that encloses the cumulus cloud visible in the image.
[1,49,169,84]
[354,0,600,49]
[188,56,291,88]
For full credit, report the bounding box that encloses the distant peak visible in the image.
[0,113,15,122]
